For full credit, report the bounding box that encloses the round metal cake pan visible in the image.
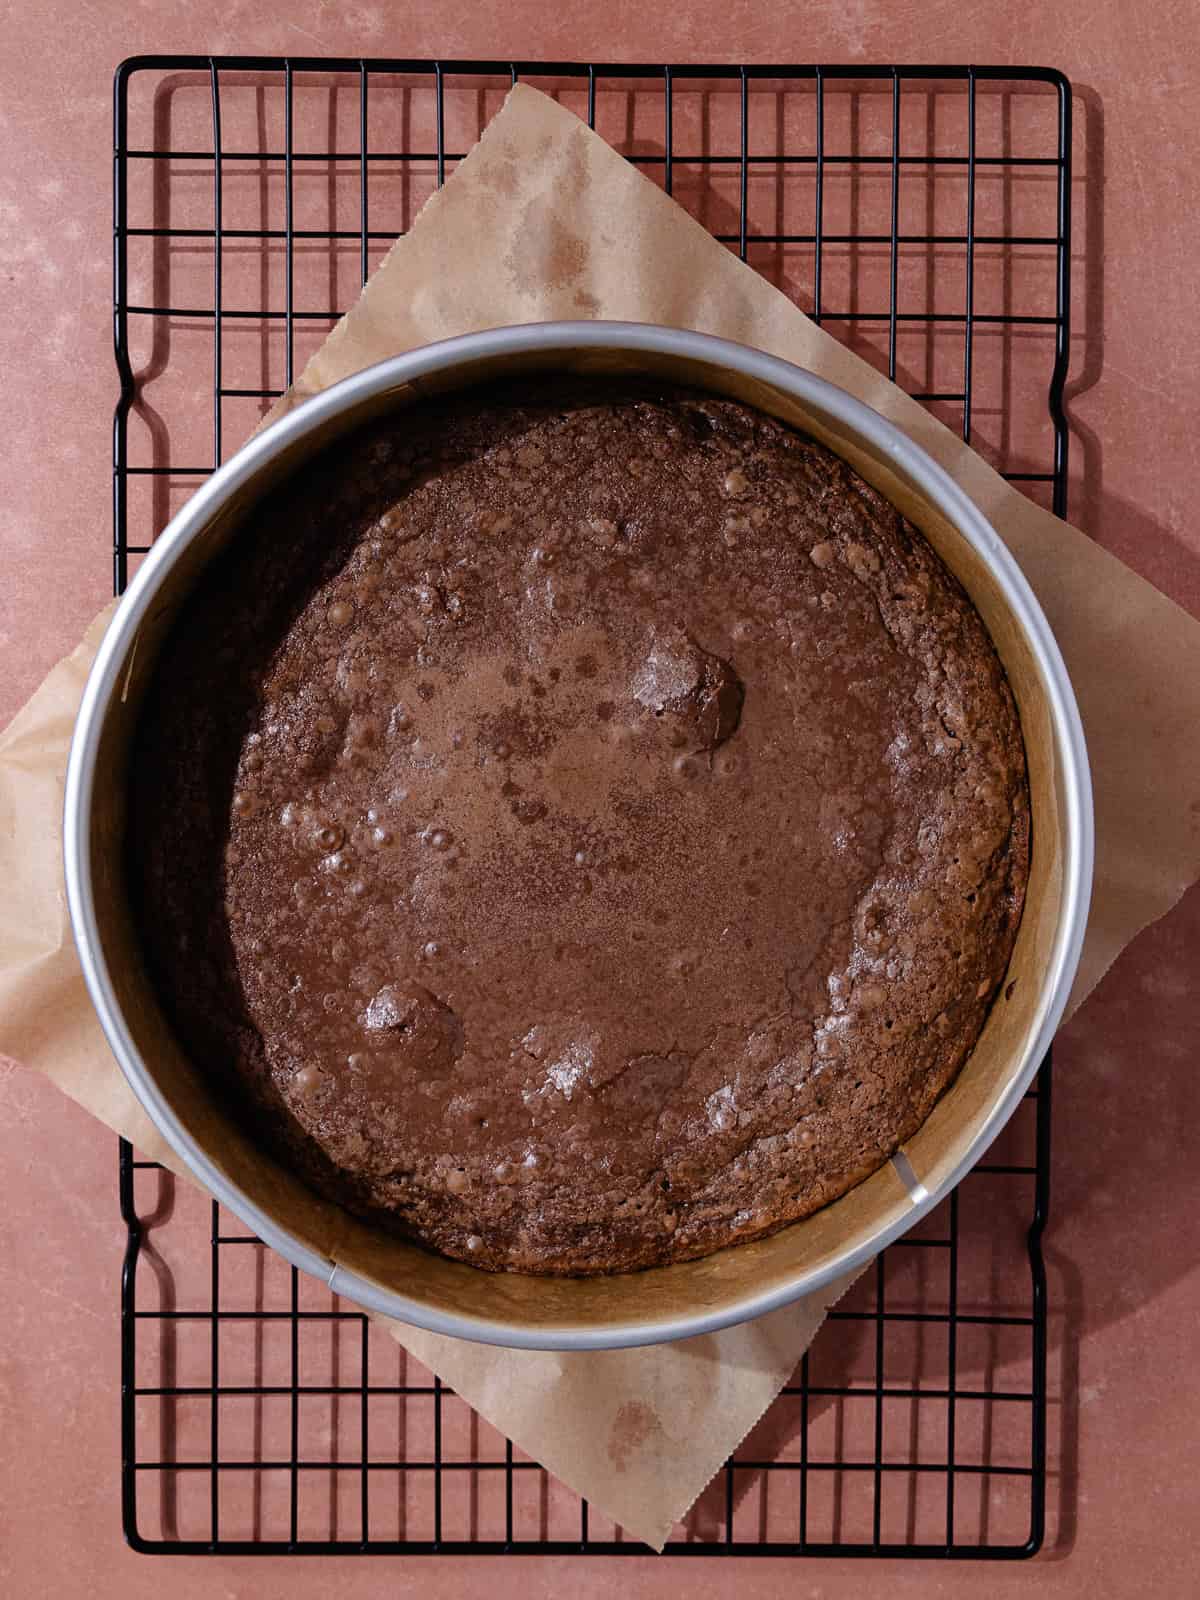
[64,323,1093,1350]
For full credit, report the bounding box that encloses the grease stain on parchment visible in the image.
[503,127,594,301]
[607,1400,664,1473]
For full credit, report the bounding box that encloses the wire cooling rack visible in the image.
[113,57,1071,1558]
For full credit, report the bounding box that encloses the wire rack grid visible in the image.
[113,56,1071,1559]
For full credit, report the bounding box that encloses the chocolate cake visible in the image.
[132,378,1030,1275]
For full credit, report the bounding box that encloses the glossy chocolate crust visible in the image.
[132,380,1029,1275]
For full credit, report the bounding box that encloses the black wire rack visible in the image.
[113,56,1071,1559]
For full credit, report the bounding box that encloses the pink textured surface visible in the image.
[2,3,1198,1597]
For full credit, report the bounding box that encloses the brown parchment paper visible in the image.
[4,84,1200,1551]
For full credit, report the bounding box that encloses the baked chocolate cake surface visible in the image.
[133,379,1029,1275]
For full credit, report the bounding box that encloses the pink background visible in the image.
[2,2,1197,1596]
